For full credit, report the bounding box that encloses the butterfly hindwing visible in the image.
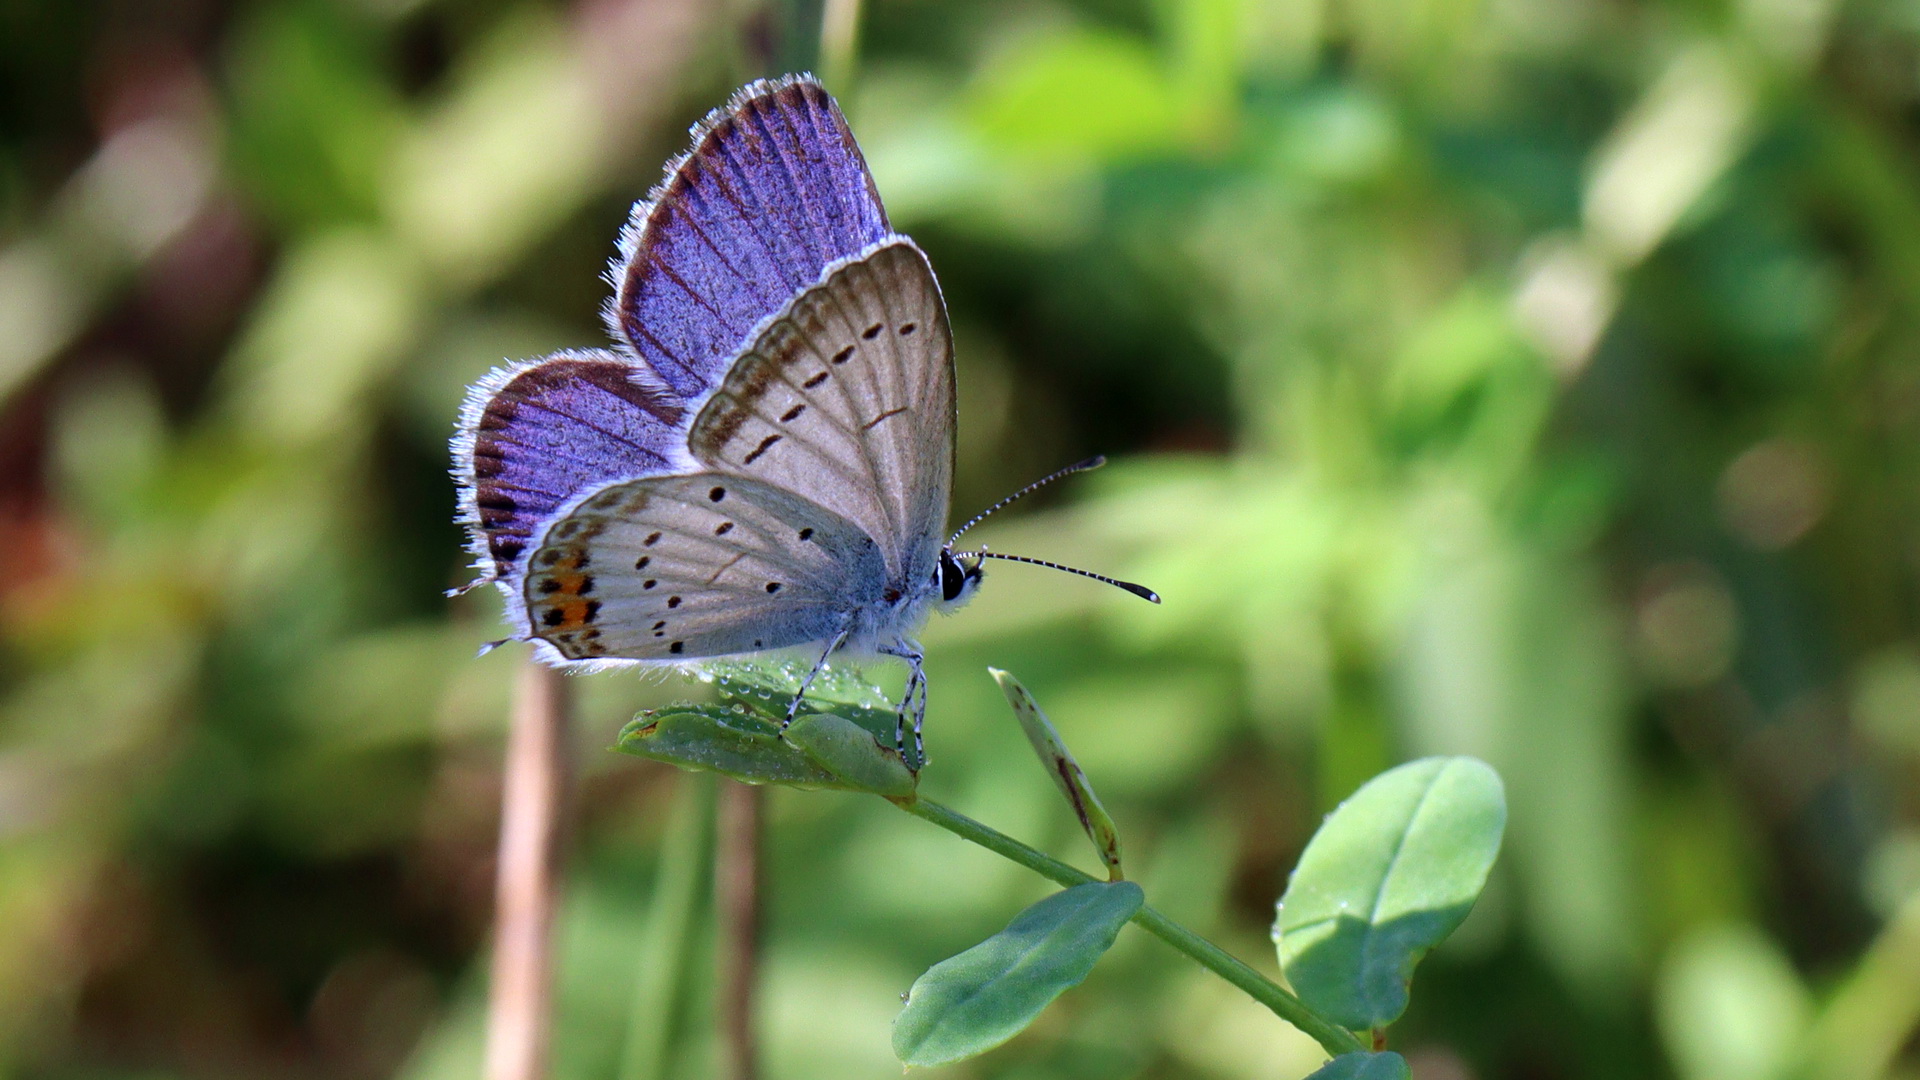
[610,75,893,399]
[454,349,685,580]
[523,473,886,662]
[688,239,954,579]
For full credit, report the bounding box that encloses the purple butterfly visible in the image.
[452,75,1156,768]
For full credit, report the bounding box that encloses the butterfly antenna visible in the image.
[952,550,1161,603]
[948,456,1108,546]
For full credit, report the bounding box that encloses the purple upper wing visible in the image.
[453,349,686,583]
[605,74,893,399]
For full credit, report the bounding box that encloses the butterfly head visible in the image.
[935,547,985,611]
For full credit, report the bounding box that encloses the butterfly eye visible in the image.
[939,551,966,602]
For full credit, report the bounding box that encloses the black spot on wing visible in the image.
[743,434,782,464]
[863,406,907,431]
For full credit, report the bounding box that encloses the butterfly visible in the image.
[452,74,1157,769]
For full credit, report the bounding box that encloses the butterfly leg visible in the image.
[783,624,852,730]
[881,641,928,771]
[898,665,922,764]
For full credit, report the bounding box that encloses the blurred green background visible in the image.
[3,0,1919,1077]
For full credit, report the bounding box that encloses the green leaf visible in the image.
[615,705,841,789]
[1303,1051,1412,1080]
[614,661,918,796]
[707,659,899,744]
[784,712,916,799]
[991,668,1124,879]
[707,657,893,709]
[1273,757,1506,1030]
[893,881,1144,1066]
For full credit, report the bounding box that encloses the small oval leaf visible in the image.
[1304,1051,1411,1080]
[785,711,916,798]
[893,881,1144,1066]
[1273,757,1506,1030]
[991,668,1123,879]
[616,705,839,789]
[707,659,899,743]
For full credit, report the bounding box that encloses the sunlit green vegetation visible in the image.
[1,0,1917,1077]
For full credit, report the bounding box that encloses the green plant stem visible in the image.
[894,795,1368,1058]
[617,775,714,1080]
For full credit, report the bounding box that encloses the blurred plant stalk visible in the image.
[715,782,763,1080]
[484,662,574,1080]
[1802,887,1920,1080]
[818,0,863,93]
[617,776,716,1080]
[1513,42,1757,377]
[0,77,220,401]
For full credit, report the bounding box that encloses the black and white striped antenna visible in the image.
[947,456,1107,546]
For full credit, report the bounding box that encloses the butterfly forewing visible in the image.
[611,76,892,399]
[689,239,954,579]
[523,473,886,661]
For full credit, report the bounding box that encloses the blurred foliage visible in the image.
[1,0,1919,1077]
